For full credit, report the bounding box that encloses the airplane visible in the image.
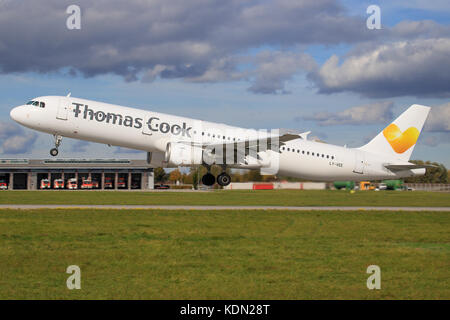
[10,95,432,187]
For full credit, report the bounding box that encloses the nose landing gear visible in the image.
[50,134,62,157]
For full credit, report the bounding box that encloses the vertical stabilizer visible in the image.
[359,104,430,161]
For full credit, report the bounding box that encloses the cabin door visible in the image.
[56,97,70,120]
[353,150,365,174]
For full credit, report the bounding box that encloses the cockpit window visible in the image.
[26,100,45,107]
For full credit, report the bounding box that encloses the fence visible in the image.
[404,183,450,191]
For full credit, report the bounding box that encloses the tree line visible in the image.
[153,160,448,186]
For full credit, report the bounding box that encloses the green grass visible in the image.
[0,209,448,299]
[0,190,449,207]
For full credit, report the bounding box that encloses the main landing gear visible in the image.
[217,172,231,187]
[201,168,231,187]
[201,172,216,186]
[50,134,62,157]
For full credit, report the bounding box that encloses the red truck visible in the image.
[40,179,51,189]
[67,178,77,190]
[117,177,126,188]
[104,177,113,189]
[81,179,93,189]
[53,179,64,189]
[0,181,8,190]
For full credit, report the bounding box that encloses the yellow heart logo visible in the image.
[383,124,419,153]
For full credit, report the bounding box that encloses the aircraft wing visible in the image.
[180,129,307,151]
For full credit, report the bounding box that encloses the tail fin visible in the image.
[359,104,430,161]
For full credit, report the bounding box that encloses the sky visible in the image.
[0,0,449,166]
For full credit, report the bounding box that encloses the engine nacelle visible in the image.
[165,142,203,167]
[147,151,166,167]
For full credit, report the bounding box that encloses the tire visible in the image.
[201,173,215,186]
[50,148,58,156]
[217,173,231,187]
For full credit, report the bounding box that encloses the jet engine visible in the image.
[146,151,166,167]
[164,142,203,167]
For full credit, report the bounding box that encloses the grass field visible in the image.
[0,209,448,299]
[0,190,449,207]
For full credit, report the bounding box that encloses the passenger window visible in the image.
[312,152,314,156]
[40,102,45,108]
[287,148,290,151]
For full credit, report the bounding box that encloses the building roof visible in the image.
[0,159,151,169]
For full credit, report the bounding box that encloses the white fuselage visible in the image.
[10,96,424,181]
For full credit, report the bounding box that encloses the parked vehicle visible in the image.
[104,177,113,189]
[67,178,78,190]
[40,179,51,189]
[378,183,387,190]
[0,181,8,190]
[92,180,99,189]
[53,179,64,189]
[154,184,170,189]
[117,177,126,188]
[81,179,93,189]
[131,180,140,189]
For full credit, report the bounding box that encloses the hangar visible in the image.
[0,159,154,190]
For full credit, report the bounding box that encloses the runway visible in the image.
[0,205,449,211]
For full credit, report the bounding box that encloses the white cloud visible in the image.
[0,121,37,154]
[426,103,450,132]
[248,51,317,94]
[0,121,21,139]
[1,133,37,154]
[309,38,450,98]
[303,101,394,126]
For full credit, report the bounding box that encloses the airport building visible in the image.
[0,159,154,190]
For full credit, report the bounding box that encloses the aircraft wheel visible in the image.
[50,148,58,157]
[201,173,215,186]
[217,173,231,187]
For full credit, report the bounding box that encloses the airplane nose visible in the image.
[10,106,26,123]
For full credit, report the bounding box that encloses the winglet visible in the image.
[299,131,311,140]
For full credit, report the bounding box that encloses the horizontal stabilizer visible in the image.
[384,163,436,171]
